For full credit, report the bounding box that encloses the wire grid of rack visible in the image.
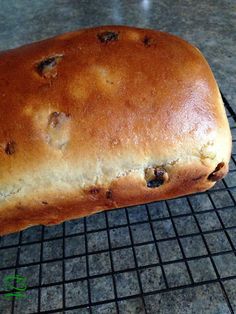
[0,94,236,314]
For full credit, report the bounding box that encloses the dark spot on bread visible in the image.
[143,36,154,47]
[37,55,63,78]
[97,31,119,43]
[90,188,100,195]
[106,79,114,85]
[42,201,48,205]
[145,167,168,188]
[16,205,24,210]
[5,141,16,155]
[106,190,113,199]
[46,111,71,150]
[192,175,205,181]
[208,162,226,182]
[48,112,70,128]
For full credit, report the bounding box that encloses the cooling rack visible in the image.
[0,93,236,314]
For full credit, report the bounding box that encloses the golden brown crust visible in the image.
[0,25,232,236]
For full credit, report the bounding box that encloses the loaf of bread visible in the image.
[0,26,231,236]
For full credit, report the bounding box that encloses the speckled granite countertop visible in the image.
[0,1,236,314]
[0,0,235,109]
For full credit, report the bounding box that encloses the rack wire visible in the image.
[0,94,236,314]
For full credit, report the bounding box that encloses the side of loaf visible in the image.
[0,25,231,236]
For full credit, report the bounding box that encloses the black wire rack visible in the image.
[0,94,236,314]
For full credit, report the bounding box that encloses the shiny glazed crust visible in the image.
[0,26,232,236]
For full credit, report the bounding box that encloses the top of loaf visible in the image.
[0,25,231,209]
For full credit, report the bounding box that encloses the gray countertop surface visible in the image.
[0,0,235,110]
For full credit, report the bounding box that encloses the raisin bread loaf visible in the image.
[0,26,231,235]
